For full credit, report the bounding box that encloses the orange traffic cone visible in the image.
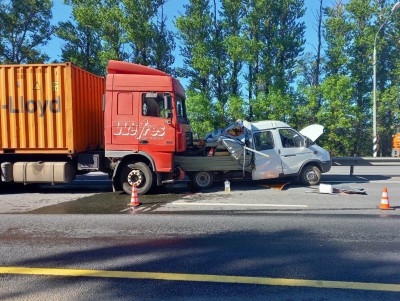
[128,184,141,207]
[378,188,394,210]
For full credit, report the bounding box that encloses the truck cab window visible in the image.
[253,131,275,151]
[279,129,305,148]
[142,93,165,117]
[176,97,189,124]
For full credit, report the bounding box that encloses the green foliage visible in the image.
[185,90,217,138]
[317,75,355,156]
[379,86,400,156]
[121,0,175,72]
[61,0,175,75]
[176,0,213,93]
[3,0,400,156]
[55,21,103,74]
[225,96,248,122]
[62,0,127,74]
[0,0,53,63]
[253,87,297,123]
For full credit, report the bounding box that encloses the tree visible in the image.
[221,0,246,98]
[64,0,128,73]
[122,0,175,73]
[176,0,213,94]
[345,0,374,155]
[221,0,248,122]
[176,0,216,136]
[373,0,400,156]
[122,0,159,66]
[317,74,356,156]
[0,0,53,63]
[152,2,176,74]
[250,0,306,124]
[317,0,360,156]
[55,21,103,75]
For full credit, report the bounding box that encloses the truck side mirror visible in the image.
[164,94,173,118]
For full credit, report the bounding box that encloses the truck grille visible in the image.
[185,131,193,146]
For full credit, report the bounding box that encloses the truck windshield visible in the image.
[176,97,189,124]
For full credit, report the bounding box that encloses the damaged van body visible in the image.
[174,120,331,189]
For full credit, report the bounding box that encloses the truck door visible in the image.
[137,92,175,152]
[252,130,283,180]
[278,128,312,175]
[111,92,140,150]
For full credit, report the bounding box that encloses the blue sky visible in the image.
[48,0,321,79]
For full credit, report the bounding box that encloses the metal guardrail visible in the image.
[332,157,400,176]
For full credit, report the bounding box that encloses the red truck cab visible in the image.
[104,60,191,194]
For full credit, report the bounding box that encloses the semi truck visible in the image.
[0,60,191,195]
[0,61,331,195]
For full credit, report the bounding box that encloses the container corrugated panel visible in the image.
[0,63,104,154]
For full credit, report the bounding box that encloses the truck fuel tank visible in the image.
[12,161,76,184]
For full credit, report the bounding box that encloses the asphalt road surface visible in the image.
[0,166,400,214]
[1,213,399,300]
[0,166,400,300]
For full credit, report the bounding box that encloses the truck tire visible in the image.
[191,171,214,190]
[299,165,321,185]
[120,162,154,195]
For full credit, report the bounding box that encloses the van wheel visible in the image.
[300,165,321,185]
[191,171,214,190]
[120,162,154,195]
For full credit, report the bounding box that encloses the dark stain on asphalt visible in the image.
[25,183,192,214]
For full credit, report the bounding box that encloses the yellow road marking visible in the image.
[1,266,399,292]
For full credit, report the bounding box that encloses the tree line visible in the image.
[0,0,399,156]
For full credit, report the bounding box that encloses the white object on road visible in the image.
[319,183,333,194]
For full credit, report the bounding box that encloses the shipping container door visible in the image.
[111,92,139,150]
[137,92,175,152]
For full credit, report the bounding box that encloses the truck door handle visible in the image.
[283,154,296,157]
[140,140,149,144]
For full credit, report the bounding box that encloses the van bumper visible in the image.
[321,160,332,173]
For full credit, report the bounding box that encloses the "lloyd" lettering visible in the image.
[4,96,61,117]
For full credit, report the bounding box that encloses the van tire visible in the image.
[191,171,214,190]
[120,162,154,195]
[300,165,321,185]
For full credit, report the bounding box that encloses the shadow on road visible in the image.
[1,227,399,300]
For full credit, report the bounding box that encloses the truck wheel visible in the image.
[191,171,214,190]
[120,162,154,195]
[300,165,321,185]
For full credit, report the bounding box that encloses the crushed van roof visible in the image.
[249,120,291,131]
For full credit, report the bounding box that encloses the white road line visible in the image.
[172,202,308,208]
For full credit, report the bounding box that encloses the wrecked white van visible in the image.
[174,120,331,189]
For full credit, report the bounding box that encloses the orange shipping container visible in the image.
[0,63,104,155]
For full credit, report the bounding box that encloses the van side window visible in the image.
[142,93,166,117]
[279,129,305,148]
[254,131,275,151]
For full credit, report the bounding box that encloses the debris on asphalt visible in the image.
[266,183,291,190]
[307,183,367,195]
